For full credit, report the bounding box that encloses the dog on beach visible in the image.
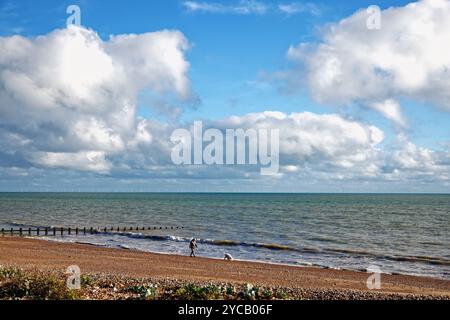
[224,253,233,261]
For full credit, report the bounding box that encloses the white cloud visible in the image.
[370,99,408,128]
[0,26,192,173]
[278,2,321,16]
[31,151,112,173]
[388,141,450,182]
[286,0,450,126]
[183,0,267,15]
[183,1,322,16]
[212,111,384,174]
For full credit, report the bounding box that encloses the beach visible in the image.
[0,236,449,300]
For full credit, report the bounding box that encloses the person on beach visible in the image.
[189,238,198,257]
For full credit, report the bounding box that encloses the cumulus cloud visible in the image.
[108,110,387,180]
[286,0,450,125]
[164,111,448,182]
[389,141,450,182]
[0,26,192,172]
[212,111,384,173]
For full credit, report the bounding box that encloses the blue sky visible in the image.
[0,0,449,192]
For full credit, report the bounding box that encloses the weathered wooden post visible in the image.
[75,228,79,235]
[19,228,22,236]
[37,228,40,236]
[45,228,48,236]
[68,227,71,235]
[60,227,64,236]
[53,228,56,236]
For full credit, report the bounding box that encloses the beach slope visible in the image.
[0,237,449,299]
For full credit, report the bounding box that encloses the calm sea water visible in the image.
[0,193,449,279]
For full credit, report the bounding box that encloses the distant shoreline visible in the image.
[0,236,449,300]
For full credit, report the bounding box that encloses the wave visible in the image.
[95,231,450,267]
[111,232,320,252]
[324,248,450,266]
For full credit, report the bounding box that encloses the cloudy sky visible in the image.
[0,0,449,192]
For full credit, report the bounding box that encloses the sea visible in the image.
[0,193,448,279]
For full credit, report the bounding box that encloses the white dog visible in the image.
[224,253,233,261]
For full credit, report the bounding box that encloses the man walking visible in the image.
[189,238,198,257]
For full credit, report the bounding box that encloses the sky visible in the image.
[0,0,449,192]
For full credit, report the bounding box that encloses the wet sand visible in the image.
[0,236,449,299]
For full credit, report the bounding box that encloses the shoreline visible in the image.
[1,236,449,299]
[37,234,449,281]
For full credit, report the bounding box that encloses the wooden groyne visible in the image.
[0,226,184,237]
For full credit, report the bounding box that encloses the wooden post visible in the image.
[75,228,79,235]
[68,227,71,235]
[28,228,31,235]
[53,228,56,236]
[45,228,48,236]
[90,227,93,234]
[83,227,86,235]
[1,228,4,234]
[10,228,13,235]
[19,228,22,236]
[61,227,64,236]
[37,228,40,236]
